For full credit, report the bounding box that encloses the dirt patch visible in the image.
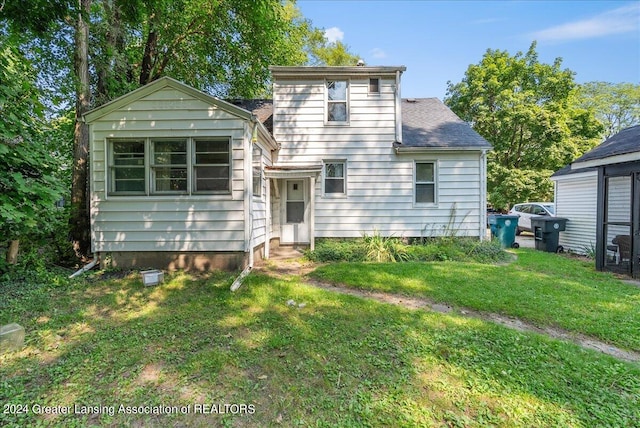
[256,251,640,363]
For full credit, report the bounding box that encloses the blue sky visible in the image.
[297,0,640,99]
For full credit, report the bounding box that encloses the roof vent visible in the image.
[356,59,365,66]
[407,98,417,103]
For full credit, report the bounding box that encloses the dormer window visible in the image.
[326,80,348,123]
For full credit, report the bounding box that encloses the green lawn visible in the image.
[1,266,638,427]
[311,249,640,352]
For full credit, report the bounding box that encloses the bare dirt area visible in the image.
[256,247,640,363]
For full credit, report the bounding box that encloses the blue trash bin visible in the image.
[488,214,520,249]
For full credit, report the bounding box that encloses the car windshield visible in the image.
[543,204,555,214]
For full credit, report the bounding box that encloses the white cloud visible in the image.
[370,48,387,59]
[529,4,640,42]
[324,27,344,43]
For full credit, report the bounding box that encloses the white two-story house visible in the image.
[84,66,491,270]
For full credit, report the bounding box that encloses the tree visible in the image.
[0,40,65,265]
[306,31,360,66]
[3,0,362,259]
[576,82,640,139]
[445,42,602,209]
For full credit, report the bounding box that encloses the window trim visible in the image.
[325,79,350,125]
[322,160,347,197]
[414,161,437,206]
[252,145,263,198]
[108,139,147,196]
[192,138,232,194]
[107,137,233,197]
[150,138,189,195]
[368,77,380,95]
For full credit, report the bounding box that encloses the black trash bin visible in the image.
[531,217,569,252]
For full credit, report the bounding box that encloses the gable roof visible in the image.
[398,98,492,150]
[83,76,253,123]
[270,65,406,78]
[571,125,640,169]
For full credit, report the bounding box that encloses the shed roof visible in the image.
[573,125,640,164]
[398,98,492,150]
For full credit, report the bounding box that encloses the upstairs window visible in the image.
[324,161,346,195]
[415,162,436,204]
[326,80,348,122]
[369,78,380,94]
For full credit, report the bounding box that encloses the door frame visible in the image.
[596,162,640,278]
[281,178,310,245]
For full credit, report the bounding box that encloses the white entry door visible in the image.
[281,179,309,244]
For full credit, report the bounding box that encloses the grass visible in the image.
[310,249,640,352]
[0,266,639,427]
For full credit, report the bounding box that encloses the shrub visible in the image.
[362,231,409,263]
[307,235,509,264]
[305,239,366,263]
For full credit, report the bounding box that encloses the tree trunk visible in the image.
[7,240,20,265]
[69,0,92,259]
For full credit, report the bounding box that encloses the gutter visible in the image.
[394,145,491,154]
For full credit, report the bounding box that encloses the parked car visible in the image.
[508,202,555,235]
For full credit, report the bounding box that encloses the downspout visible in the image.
[69,258,99,278]
[232,118,259,292]
[395,70,402,144]
[480,149,488,241]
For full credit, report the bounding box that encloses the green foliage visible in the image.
[305,239,367,262]
[445,42,603,207]
[577,81,640,139]
[362,231,409,263]
[0,40,65,241]
[308,236,510,264]
[487,164,554,210]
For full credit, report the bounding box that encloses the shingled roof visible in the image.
[228,99,274,134]
[399,98,492,149]
[572,125,640,164]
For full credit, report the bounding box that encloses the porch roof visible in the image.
[264,164,322,179]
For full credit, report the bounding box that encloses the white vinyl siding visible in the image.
[90,86,248,253]
[273,75,483,238]
[553,171,598,254]
[251,143,272,249]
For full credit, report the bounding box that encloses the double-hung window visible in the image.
[108,138,231,195]
[323,161,346,195]
[110,140,146,194]
[415,162,436,204]
[326,80,348,123]
[193,139,230,192]
[252,146,262,197]
[151,140,187,193]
